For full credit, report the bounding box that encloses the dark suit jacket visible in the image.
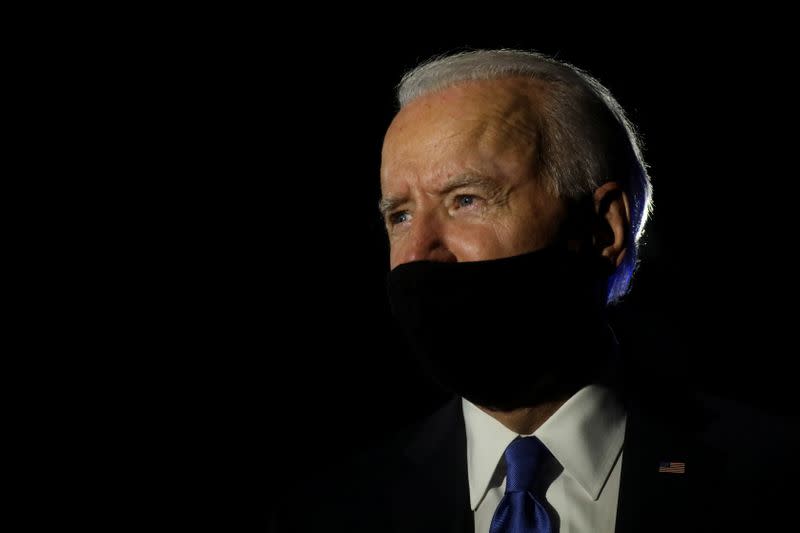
[271,383,796,532]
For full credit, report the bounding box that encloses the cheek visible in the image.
[491,224,539,258]
[471,212,560,259]
[388,240,405,269]
[504,193,569,251]
[448,225,509,261]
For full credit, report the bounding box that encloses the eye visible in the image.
[388,211,410,226]
[455,194,479,208]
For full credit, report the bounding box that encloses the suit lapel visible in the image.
[614,386,700,533]
[391,396,473,533]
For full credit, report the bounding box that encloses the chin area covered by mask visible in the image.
[387,246,617,411]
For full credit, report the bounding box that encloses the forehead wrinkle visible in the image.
[381,78,545,195]
[471,92,540,157]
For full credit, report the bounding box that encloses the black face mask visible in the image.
[387,246,617,411]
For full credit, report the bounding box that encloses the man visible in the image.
[272,49,794,533]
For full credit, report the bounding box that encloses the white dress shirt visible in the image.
[462,385,626,533]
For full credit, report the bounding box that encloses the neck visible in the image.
[477,396,570,435]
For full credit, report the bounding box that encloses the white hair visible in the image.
[396,49,653,303]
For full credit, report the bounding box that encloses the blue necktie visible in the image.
[489,437,553,533]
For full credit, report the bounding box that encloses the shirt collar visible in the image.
[462,384,626,510]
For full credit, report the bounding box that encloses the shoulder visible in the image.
[268,427,406,532]
[620,382,797,530]
[692,392,797,528]
[693,392,796,467]
[627,383,797,474]
[694,393,798,448]
[270,397,465,532]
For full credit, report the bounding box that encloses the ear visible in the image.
[593,181,631,268]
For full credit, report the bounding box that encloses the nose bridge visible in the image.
[400,206,455,264]
[411,206,442,249]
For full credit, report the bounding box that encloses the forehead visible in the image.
[381,78,545,187]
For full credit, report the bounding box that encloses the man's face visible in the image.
[381,78,571,269]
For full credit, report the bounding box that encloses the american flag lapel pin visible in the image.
[658,461,686,474]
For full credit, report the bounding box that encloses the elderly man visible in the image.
[272,50,792,533]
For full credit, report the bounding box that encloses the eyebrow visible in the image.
[378,173,501,218]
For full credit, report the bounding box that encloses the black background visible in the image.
[152,28,798,518]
